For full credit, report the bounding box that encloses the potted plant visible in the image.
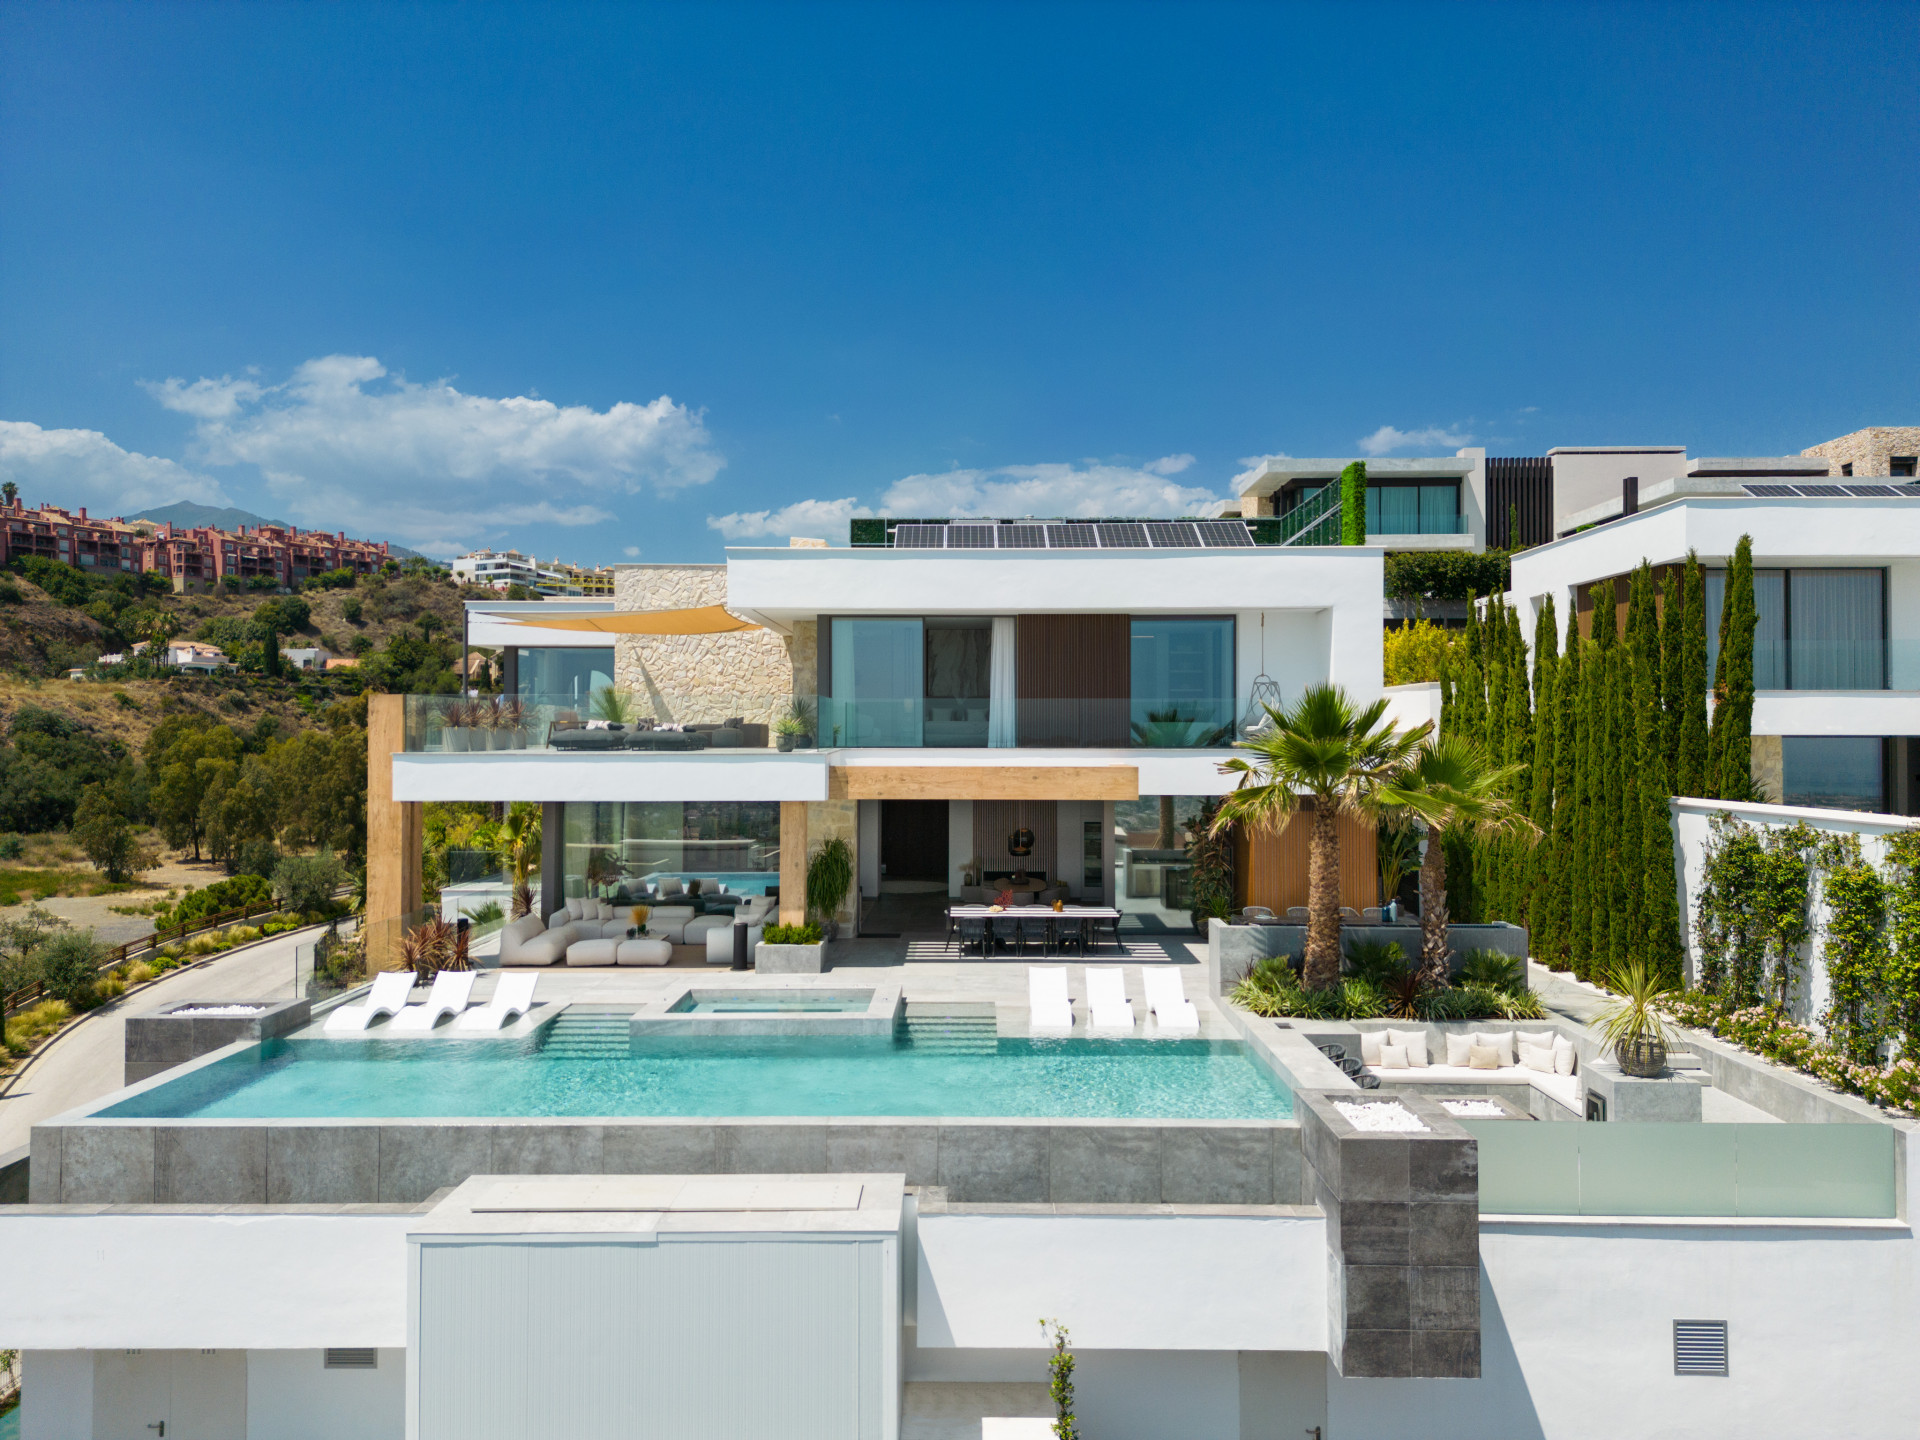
[758,920,826,973]
[774,713,805,752]
[498,697,528,749]
[807,834,854,940]
[1591,958,1679,1078]
[440,698,472,752]
[784,696,817,749]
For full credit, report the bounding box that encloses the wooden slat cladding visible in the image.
[1233,805,1380,914]
[1016,614,1130,746]
[1486,456,1553,549]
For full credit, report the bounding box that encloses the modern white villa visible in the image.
[5,432,1920,1440]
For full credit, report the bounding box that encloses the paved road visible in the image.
[0,928,314,1154]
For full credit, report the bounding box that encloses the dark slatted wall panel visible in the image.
[1016,614,1130,747]
[1486,457,1553,548]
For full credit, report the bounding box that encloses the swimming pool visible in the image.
[100,1034,1293,1121]
[669,991,872,1014]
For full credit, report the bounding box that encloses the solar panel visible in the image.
[996,524,1047,548]
[944,524,999,549]
[1194,520,1255,547]
[1095,522,1149,548]
[1145,521,1202,547]
[1044,524,1098,548]
[1844,485,1902,497]
[1742,484,1800,498]
[1794,484,1849,497]
[892,524,945,549]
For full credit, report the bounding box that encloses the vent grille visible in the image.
[325,1347,379,1370]
[1673,1321,1727,1376]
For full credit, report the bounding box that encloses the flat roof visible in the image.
[1236,456,1473,498]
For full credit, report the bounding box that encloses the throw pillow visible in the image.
[1446,1032,1473,1067]
[1474,1030,1516,1067]
[1519,1043,1555,1074]
[1389,1028,1430,1067]
[595,900,614,921]
[1468,1043,1500,1071]
[1554,1038,1578,1075]
[565,897,587,921]
[657,878,684,897]
[1378,1043,1409,1070]
[1359,1030,1384,1066]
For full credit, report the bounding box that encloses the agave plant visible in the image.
[400,916,459,983]
[1591,959,1679,1076]
[1380,969,1428,1019]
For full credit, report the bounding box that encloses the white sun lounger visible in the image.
[1027,966,1074,1033]
[322,969,417,1033]
[1142,967,1201,1034]
[1085,966,1136,1033]
[454,972,540,1031]
[387,970,478,1032]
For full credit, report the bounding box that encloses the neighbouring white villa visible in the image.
[5,433,1920,1440]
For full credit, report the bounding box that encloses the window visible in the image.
[1364,483,1461,535]
[828,617,924,746]
[1841,462,1854,477]
[562,801,779,901]
[1893,457,1917,478]
[515,647,615,706]
[1706,567,1882,690]
[1130,617,1235,746]
[1781,737,1885,812]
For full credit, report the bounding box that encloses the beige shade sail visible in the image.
[499,605,761,635]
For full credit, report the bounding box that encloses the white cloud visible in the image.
[623,545,641,558]
[1356,424,1475,456]
[705,455,1232,542]
[708,497,869,541]
[138,354,723,551]
[0,420,227,513]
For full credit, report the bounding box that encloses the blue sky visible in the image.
[1,1,1915,564]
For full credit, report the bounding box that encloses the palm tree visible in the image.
[1,480,17,506]
[487,803,543,918]
[1211,685,1428,990]
[1376,735,1539,989]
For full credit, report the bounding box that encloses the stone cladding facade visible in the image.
[611,565,798,730]
[1801,427,1920,478]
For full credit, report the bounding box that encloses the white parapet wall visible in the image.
[1670,797,1920,1020]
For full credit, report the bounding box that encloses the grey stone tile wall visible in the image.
[30,1114,1308,1207]
[1295,1089,1480,1379]
[123,999,311,1086]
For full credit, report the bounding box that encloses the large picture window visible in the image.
[515,646,615,705]
[562,801,780,902]
[1706,567,1882,691]
[1366,483,1461,535]
[1130,617,1235,747]
[1781,737,1885,813]
[826,618,924,747]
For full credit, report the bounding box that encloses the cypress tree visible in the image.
[1675,550,1709,798]
[1556,609,1585,972]
[1586,583,1619,978]
[1527,598,1559,960]
[1495,606,1532,924]
[1485,598,1510,772]
[1618,566,1661,966]
[1708,535,1758,801]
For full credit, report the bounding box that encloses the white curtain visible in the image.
[988,616,1017,747]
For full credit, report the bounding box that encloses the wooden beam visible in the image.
[829,766,1138,801]
[779,800,809,927]
[366,695,423,935]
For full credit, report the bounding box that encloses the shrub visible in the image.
[1342,938,1408,988]
[272,851,345,918]
[3,998,70,1051]
[763,922,823,945]
[184,933,222,956]
[0,580,22,604]
[462,899,505,925]
[1455,948,1527,994]
[39,930,108,1009]
[1383,619,1458,686]
[162,873,274,931]
[1384,550,1512,603]
[124,961,155,985]
[0,834,21,861]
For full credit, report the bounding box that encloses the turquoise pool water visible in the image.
[101,1035,1292,1120]
[670,991,871,1014]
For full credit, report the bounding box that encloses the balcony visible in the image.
[398,692,1244,754]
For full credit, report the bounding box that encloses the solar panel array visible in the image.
[885,519,1260,548]
[1742,482,1920,499]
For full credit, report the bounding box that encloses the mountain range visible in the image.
[128,502,432,562]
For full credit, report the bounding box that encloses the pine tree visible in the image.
[1675,550,1709,798]
[1708,535,1758,800]
[1556,609,1585,972]
[1526,598,1559,960]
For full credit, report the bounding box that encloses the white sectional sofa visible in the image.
[1350,1023,1584,1113]
[496,894,780,967]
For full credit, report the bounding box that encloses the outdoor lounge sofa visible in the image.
[1356,1024,1583,1111]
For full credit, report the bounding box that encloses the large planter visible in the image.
[510,727,528,750]
[1616,1035,1668,1078]
[756,941,826,974]
[444,728,470,753]
[776,734,795,753]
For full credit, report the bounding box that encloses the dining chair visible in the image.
[955,916,989,956]
[1019,914,1052,956]
[991,914,1024,956]
[1052,916,1086,957]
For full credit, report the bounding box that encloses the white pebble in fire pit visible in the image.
[1333,1100,1431,1133]
[168,1005,266,1018]
[1440,1099,1507,1118]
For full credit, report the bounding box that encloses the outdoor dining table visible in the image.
[945,905,1124,956]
